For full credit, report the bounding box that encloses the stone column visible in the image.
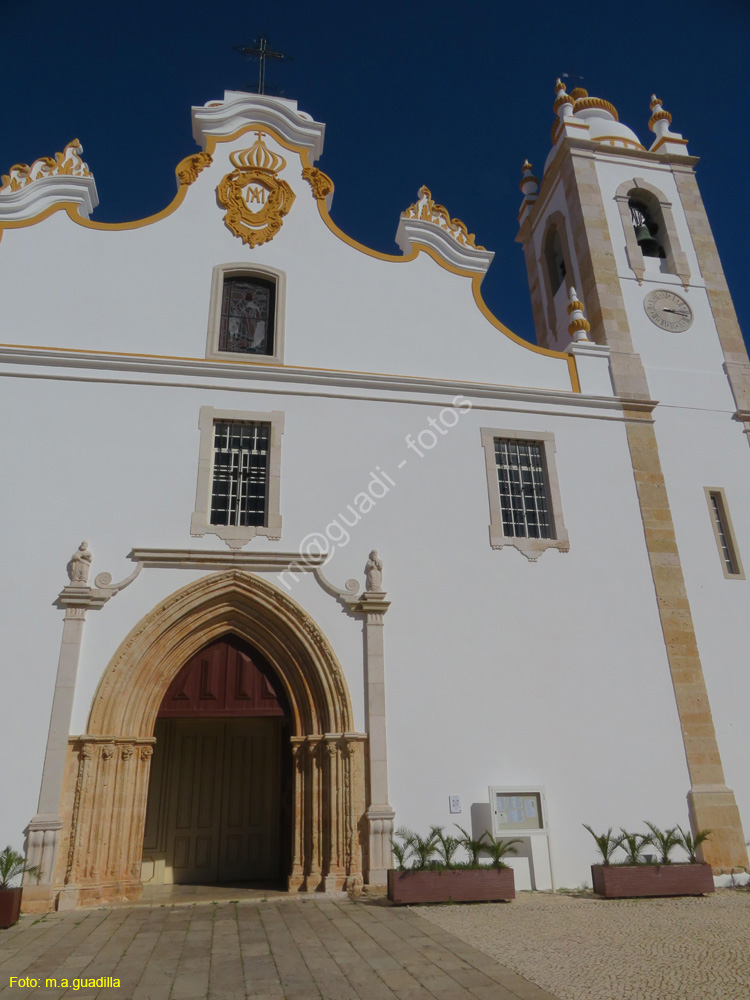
[340,737,362,893]
[353,591,395,886]
[25,600,90,896]
[24,547,142,911]
[289,738,306,891]
[309,738,323,890]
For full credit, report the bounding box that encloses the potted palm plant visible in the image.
[585,822,714,898]
[0,847,42,928]
[387,825,519,905]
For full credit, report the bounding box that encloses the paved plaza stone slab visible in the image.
[0,897,558,1000]
[420,889,750,1000]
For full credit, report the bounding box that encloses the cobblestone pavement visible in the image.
[419,888,750,1000]
[0,896,557,1000]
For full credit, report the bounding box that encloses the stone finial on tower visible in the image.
[517,159,539,224]
[567,287,591,342]
[551,78,590,146]
[647,94,689,155]
[649,94,672,131]
[553,79,574,116]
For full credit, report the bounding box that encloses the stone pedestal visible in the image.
[366,804,396,886]
[688,785,749,872]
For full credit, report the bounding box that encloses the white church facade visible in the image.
[1,81,748,911]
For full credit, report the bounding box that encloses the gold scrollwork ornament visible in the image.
[216,132,296,247]
[301,166,334,201]
[176,152,212,186]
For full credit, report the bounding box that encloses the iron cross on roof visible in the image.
[235,34,292,95]
[560,71,585,90]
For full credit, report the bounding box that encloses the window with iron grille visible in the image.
[494,439,552,539]
[210,421,270,527]
[192,407,284,546]
[481,427,569,560]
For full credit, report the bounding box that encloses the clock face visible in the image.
[643,289,693,332]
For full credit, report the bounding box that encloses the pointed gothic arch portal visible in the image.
[57,572,367,907]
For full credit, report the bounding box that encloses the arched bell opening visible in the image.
[54,571,367,907]
[628,194,666,259]
[141,635,293,889]
[615,179,691,288]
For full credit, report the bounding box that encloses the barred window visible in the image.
[218,277,275,356]
[210,421,270,527]
[494,439,552,539]
[481,428,568,560]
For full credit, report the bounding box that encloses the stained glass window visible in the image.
[218,277,275,355]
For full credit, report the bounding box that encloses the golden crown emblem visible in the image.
[217,130,295,248]
[229,132,287,174]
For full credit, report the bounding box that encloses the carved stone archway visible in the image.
[53,571,367,908]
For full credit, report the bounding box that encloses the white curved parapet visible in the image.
[395,185,494,275]
[0,139,98,222]
[192,91,326,163]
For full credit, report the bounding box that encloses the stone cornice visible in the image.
[564,137,699,167]
[192,91,326,163]
[395,218,494,275]
[0,174,98,222]
[129,548,326,571]
[0,343,626,414]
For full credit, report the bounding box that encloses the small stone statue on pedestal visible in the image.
[365,550,384,593]
[69,541,92,585]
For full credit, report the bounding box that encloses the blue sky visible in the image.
[3,0,749,347]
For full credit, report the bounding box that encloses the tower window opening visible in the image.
[629,199,665,259]
[706,489,744,578]
[545,229,567,295]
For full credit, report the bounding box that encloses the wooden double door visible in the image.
[163,717,283,884]
[144,637,291,885]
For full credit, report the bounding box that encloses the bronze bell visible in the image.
[634,223,661,258]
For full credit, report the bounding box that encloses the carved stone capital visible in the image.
[351,592,391,617]
[57,560,143,612]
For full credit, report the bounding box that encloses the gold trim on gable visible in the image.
[0,121,580,391]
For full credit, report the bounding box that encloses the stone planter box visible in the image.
[388,867,515,905]
[0,888,23,928]
[591,863,714,899]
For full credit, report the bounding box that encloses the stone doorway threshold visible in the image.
[130,880,292,907]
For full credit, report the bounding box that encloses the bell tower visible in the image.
[517,80,750,873]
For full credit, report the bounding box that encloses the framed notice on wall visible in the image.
[488,787,547,835]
